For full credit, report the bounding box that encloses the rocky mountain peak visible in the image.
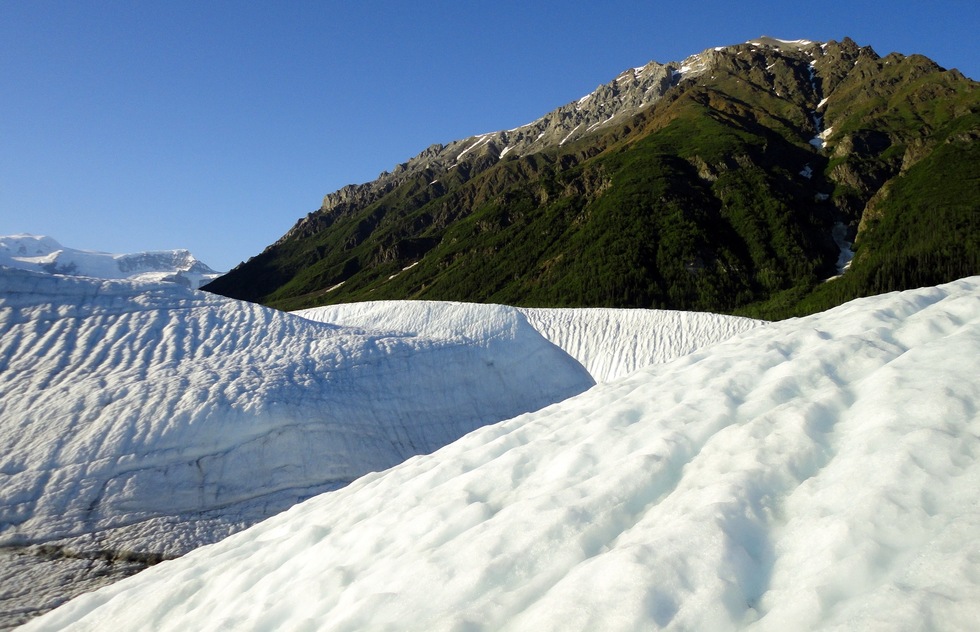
[303,60,679,224]
[310,38,879,208]
[279,37,871,248]
[211,36,977,318]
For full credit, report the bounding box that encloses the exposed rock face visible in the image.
[274,37,882,248]
[278,62,677,241]
[206,37,978,317]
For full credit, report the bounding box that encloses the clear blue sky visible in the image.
[2,1,977,271]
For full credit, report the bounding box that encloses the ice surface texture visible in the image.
[300,302,761,383]
[0,269,594,555]
[26,277,980,631]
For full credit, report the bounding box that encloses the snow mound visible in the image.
[0,234,221,289]
[0,268,592,554]
[29,277,980,631]
[296,300,545,346]
[297,301,761,382]
[518,307,761,382]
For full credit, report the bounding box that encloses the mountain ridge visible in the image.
[204,37,979,316]
[0,234,221,289]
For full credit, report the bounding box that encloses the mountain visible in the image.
[0,266,757,627]
[25,276,980,631]
[0,234,221,289]
[203,37,979,317]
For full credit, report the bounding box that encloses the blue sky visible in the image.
[2,1,977,272]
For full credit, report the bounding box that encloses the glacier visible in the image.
[0,268,595,625]
[21,276,980,631]
[298,301,760,383]
[0,234,221,289]
[0,269,593,550]
[1,264,758,626]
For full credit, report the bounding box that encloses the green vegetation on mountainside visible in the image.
[205,42,979,319]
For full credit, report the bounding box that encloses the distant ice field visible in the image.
[0,234,220,289]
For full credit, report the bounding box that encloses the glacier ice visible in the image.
[23,277,980,631]
[0,268,596,625]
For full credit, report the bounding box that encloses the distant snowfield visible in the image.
[299,302,761,383]
[0,234,220,289]
[26,277,980,631]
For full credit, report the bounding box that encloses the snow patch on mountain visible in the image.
[0,234,221,289]
[27,277,980,631]
[831,222,855,276]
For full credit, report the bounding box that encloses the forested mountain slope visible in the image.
[204,37,979,318]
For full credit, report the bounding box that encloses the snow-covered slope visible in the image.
[297,302,761,383]
[28,277,980,631]
[0,268,593,625]
[0,234,220,289]
[518,307,761,382]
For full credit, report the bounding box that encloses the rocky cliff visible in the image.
[205,37,979,317]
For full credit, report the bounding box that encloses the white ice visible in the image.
[809,125,834,150]
[26,277,980,631]
[0,234,220,289]
[455,135,493,162]
[0,269,594,556]
[518,306,760,382]
[559,123,583,146]
[298,301,760,384]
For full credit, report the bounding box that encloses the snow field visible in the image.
[0,269,594,555]
[297,301,762,383]
[27,277,980,631]
[518,306,761,382]
[0,234,220,288]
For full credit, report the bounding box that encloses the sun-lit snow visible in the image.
[517,307,760,382]
[26,277,980,631]
[586,115,616,133]
[0,269,592,551]
[0,234,220,289]
[749,37,816,50]
[295,301,760,383]
[455,134,493,162]
[810,125,834,150]
[0,268,594,624]
[559,123,583,146]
